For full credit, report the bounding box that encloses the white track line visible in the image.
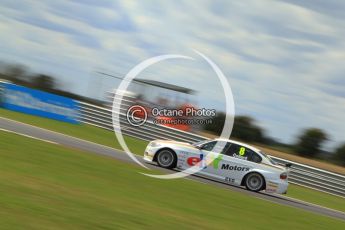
[0,117,120,152]
[0,128,59,145]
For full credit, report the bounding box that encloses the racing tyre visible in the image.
[156,149,177,169]
[245,173,265,192]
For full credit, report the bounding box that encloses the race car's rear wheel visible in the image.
[156,149,177,169]
[245,173,264,192]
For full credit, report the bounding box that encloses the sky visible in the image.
[0,0,344,149]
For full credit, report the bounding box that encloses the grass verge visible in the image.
[287,185,345,212]
[1,108,345,213]
[1,131,345,229]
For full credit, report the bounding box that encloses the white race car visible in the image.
[144,138,289,194]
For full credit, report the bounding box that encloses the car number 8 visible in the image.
[239,147,246,156]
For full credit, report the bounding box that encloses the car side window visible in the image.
[249,152,262,163]
[226,144,250,160]
[225,144,261,163]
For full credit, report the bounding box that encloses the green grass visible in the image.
[287,185,345,213]
[1,108,345,213]
[1,131,345,229]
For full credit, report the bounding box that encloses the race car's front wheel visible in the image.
[156,149,177,169]
[245,173,265,192]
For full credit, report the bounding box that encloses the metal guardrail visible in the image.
[79,100,345,198]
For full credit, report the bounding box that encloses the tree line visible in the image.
[204,112,345,166]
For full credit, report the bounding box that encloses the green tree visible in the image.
[31,74,56,92]
[294,128,328,157]
[334,144,345,166]
[1,64,28,84]
[231,116,264,143]
[204,112,226,135]
[204,114,265,143]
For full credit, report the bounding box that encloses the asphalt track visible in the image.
[1,116,345,221]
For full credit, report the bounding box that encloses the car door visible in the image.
[181,140,230,180]
[218,143,258,185]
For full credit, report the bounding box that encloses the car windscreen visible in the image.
[192,140,210,147]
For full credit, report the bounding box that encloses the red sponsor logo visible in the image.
[187,157,201,166]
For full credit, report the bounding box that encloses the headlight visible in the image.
[150,141,161,147]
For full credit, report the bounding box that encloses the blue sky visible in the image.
[0,0,344,149]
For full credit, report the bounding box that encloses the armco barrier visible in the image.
[78,99,345,198]
[1,83,79,123]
